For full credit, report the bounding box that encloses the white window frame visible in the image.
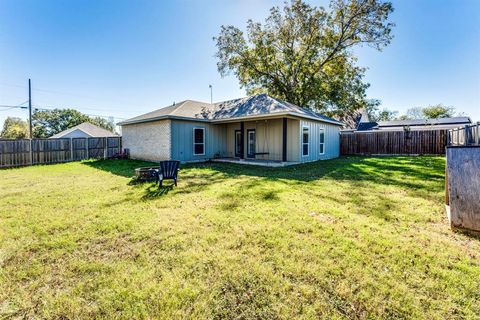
[319,128,325,155]
[302,125,309,157]
[193,127,205,156]
[246,129,256,158]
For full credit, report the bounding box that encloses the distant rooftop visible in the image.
[357,122,378,131]
[50,122,118,138]
[355,116,472,131]
[378,117,472,127]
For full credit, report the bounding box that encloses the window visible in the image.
[193,128,205,155]
[247,129,256,158]
[235,130,242,157]
[302,126,309,156]
[319,128,325,154]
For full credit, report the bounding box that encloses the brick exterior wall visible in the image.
[121,120,171,161]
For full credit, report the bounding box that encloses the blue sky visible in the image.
[1,0,479,127]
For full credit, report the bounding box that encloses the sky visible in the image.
[0,0,479,128]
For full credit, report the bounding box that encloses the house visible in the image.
[118,94,343,165]
[49,122,118,139]
[355,117,472,132]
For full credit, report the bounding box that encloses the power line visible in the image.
[0,107,17,112]
[0,82,143,109]
[0,82,25,89]
[0,103,126,120]
[32,105,127,120]
[0,100,30,110]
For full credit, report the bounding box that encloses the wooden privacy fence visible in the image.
[340,129,448,155]
[0,137,122,168]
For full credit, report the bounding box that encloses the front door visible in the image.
[234,130,242,158]
[247,129,256,158]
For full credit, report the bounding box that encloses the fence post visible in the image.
[86,138,89,159]
[104,137,107,160]
[70,138,73,161]
[29,139,33,166]
[475,122,480,146]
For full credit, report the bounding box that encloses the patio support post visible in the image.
[282,118,287,162]
[240,121,245,159]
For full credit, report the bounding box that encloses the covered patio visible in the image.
[212,116,301,164]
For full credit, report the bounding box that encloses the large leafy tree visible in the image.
[214,0,394,123]
[32,108,115,138]
[0,117,29,139]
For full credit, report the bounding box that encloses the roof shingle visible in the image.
[118,94,343,126]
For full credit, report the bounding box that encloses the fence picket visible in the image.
[340,129,448,155]
[0,137,121,168]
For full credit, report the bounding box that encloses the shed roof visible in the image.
[118,94,343,126]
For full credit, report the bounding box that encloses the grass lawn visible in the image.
[0,156,479,319]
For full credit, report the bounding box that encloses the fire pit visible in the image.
[134,167,159,181]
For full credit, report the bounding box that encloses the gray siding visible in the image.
[287,119,300,162]
[122,117,339,163]
[170,120,227,162]
[223,119,300,161]
[298,119,340,162]
[225,123,240,157]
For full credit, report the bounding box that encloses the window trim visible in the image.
[246,129,256,158]
[302,125,309,157]
[234,129,242,158]
[319,128,325,155]
[193,127,205,156]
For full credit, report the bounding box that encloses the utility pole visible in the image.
[209,84,213,104]
[28,79,32,139]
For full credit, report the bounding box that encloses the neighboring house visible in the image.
[49,122,118,139]
[355,117,472,132]
[118,94,343,165]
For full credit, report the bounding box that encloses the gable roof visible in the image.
[50,122,118,138]
[118,94,343,126]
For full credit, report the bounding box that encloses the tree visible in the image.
[214,0,394,123]
[422,104,455,119]
[372,108,398,121]
[0,117,29,139]
[400,104,456,120]
[32,108,115,138]
[404,106,423,120]
[342,98,380,128]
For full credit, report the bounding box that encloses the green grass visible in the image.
[0,156,479,319]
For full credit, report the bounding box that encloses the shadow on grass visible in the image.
[83,156,446,209]
[142,185,174,199]
[83,159,158,178]
[83,157,444,185]
[183,156,446,197]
